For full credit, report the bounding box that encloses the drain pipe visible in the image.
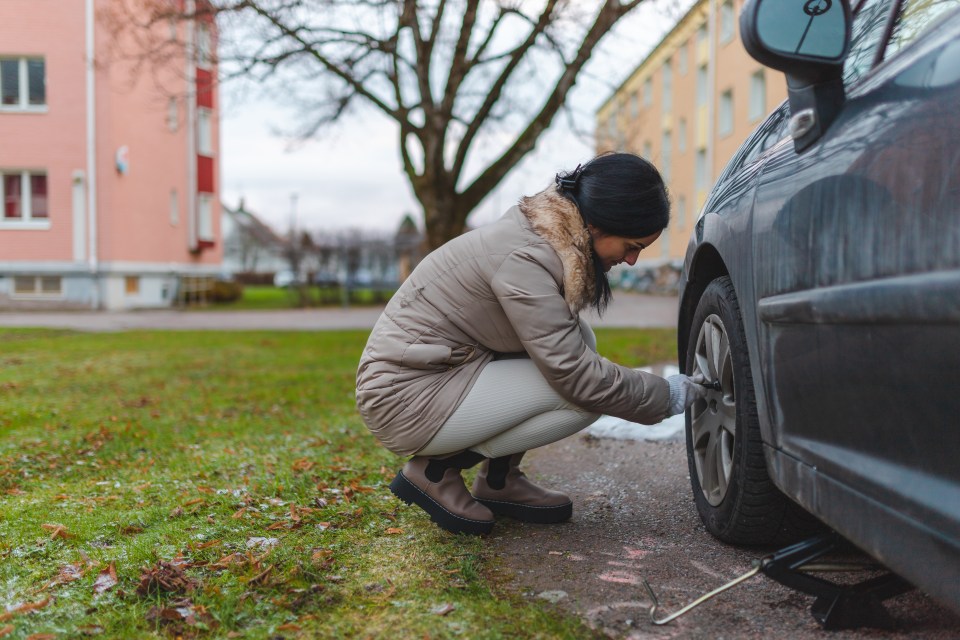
[85,0,100,309]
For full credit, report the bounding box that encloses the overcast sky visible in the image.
[219,1,688,235]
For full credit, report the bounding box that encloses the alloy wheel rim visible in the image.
[691,313,737,506]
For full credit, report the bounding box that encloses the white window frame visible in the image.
[695,149,709,192]
[0,57,46,111]
[197,24,213,68]
[749,69,767,121]
[720,0,736,44]
[696,65,708,105]
[1,170,50,228]
[197,107,213,156]
[661,130,672,183]
[662,61,673,113]
[719,89,734,137]
[198,193,214,241]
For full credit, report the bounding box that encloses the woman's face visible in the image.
[588,225,663,272]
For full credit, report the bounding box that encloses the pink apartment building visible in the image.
[0,0,221,309]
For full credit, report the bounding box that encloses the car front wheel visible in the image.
[685,276,822,545]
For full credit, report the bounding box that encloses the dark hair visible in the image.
[555,152,670,315]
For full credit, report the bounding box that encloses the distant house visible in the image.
[0,0,221,309]
[221,200,288,278]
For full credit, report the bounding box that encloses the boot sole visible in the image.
[476,498,572,524]
[390,471,494,536]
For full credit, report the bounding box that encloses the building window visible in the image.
[697,23,708,47]
[630,90,639,118]
[2,171,48,221]
[719,90,734,137]
[198,194,214,241]
[695,149,709,192]
[607,112,618,140]
[170,189,179,226]
[662,60,673,113]
[13,275,61,296]
[661,131,672,183]
[167,97,179,132]
[720,0,735,44]
[197,108,213,156]
[678,118,687,153]
[679,44,688,75]
[696,64,708,105]
[197,24,213,68]
[643,78,653,108]
[643,141,652,161]
[125,276,140,295]
[749,69,766,121]
[0,57,45,109]
[677,195,687,229]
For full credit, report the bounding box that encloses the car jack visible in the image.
[643,532,914,630]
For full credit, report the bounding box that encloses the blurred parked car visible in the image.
[677,0,960,614]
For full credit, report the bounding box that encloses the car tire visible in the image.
[685,276,823,545]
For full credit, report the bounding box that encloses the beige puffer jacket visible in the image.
[355,186,671,456]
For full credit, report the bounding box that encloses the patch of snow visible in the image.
[586,364,685,442]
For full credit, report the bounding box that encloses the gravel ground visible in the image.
[485,436,960,640]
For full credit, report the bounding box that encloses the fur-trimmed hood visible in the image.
[518,186,596,314]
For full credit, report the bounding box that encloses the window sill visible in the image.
[0,106,48,114]
[0,220,51,230]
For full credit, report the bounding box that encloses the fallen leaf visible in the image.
[385,527,403,535]
[247,565,273,586]
[93,564,117,595]
[120,525,144,535]
[230,507,247,519]
[135,561,197,597]
[277,623,301,631]
[41,523,74,540]
[431,602,455,616]
[25,634,56,640]
[191,539,221,550]
[0,626,12,637]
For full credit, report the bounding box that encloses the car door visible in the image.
[750,0,960,534]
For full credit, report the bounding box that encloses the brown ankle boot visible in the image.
[390,451,494,535]
[471,452,572,523]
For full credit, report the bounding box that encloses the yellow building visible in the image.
[596,0,786,265]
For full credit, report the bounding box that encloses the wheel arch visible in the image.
[678,244,729,373]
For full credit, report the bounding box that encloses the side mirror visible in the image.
[740,0,853,151]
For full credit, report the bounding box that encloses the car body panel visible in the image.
[678,3,960,613]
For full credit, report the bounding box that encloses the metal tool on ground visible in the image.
[643,532,914,630]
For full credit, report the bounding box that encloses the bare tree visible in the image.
[109,0,644,248]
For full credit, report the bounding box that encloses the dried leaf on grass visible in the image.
[41,523,74,540]
[25,634,57,640]
[136,560,197,597]
[144,598,217,634]
[93,564,117,595]
[0,597,52,622]
[431,602,455,616]
[0,626,12,637]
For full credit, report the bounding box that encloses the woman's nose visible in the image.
[624,252,639,266]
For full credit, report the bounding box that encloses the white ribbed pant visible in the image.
[418,320,601,459]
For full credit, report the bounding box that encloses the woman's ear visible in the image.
[587,224,606,239]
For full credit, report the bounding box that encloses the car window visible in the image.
[714,102,790,185]
[844,0,898,84]
[886,0,960,58]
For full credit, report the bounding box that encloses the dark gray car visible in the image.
[677,0,960,614]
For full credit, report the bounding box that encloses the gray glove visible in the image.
[666,373,708,416]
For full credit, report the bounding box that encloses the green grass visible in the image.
[206,286,396,311]
[0,327,674,639]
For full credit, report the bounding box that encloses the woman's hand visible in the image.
[665,373,708,416]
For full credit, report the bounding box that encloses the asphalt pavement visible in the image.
[0,291,679,332]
